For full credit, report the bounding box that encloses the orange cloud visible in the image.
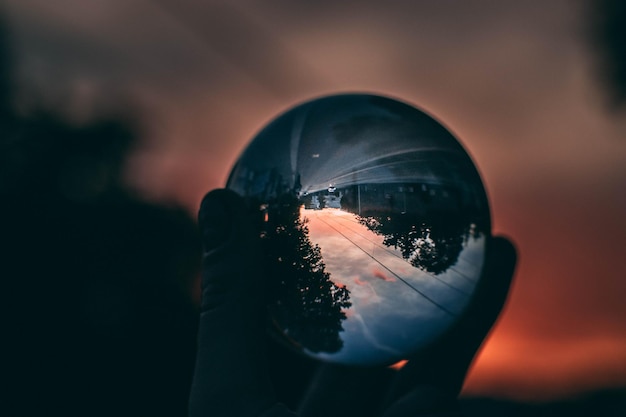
[372,268,396,282]
[354,277,368,286]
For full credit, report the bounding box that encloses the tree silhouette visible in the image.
[406,221,466,275]
[262,192,351,354]
[358,211,473,275]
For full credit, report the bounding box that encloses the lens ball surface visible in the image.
[227,94,490,366]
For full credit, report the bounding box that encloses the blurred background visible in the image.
[1,0,624,413]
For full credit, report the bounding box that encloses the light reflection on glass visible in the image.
[227,94,489,366]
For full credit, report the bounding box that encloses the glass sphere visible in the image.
[227,94,490,366]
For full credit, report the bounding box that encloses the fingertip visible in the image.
[489,235,518,280]
[491,234,517,255]
[198,188,246,253]
[199,189,245,222]
[473,235,517,321]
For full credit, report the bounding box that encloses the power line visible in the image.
[323,213,472,296]
[313,211,458,317]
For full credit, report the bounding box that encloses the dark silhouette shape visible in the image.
[0,21,201,415]
[589,0,626,111]
[262,192,351,354]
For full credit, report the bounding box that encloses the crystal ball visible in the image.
[227,94,490,366]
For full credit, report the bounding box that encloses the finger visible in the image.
[439,235,517,364]
[198,188,242,255]
[190,189,286,417]
[198,188,261,311]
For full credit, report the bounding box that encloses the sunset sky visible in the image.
[3,0,625,401]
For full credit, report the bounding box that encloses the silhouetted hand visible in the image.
[189,189,516,417]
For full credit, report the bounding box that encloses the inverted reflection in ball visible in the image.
[227,94,490,366]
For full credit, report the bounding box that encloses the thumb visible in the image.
[189,189,278,417]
